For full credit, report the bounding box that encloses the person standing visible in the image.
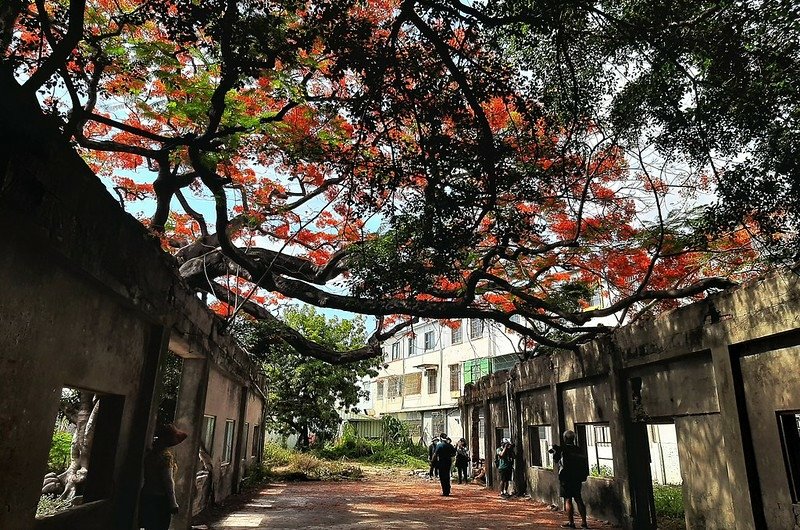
[427,437,440,480]
[455,438,470,484]
[553,430,590,529]
[140,424,188,530]
[433,432,456,496]
[496,437,515,496]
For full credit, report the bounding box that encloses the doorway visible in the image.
[647,422,684,529]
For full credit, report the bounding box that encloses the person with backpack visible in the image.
[552,430,590,529]
[495,437,515,496]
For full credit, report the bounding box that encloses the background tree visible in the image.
[239,306,381,449]
[0,0,777,362]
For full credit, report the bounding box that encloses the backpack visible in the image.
[559,446,590,482]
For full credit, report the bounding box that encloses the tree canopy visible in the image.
[239,306,379,448]
[2,0,789,362]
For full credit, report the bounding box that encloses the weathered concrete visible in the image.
[462,269,800,530]
[0,88,266,529]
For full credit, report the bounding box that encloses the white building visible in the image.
[365,317,523,445]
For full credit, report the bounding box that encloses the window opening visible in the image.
[451,321,463,344]
[470,319,484,339]
[376,380,385,400]
[407,336,417,357]
[528,425,553,468]
[647,422,684,527]
[424,330,435,350]
[391,341,401,360]
[778,412,800,503]
[579,423,614,477]
[251,425,260,457]
[387,376,402,399]
[201,415,216,455]
[222,419,236,464]
[38,386,123,519]
[431,412,446,436]
[449,364,461,392]
[243,422,250,460]
[427,368,438,394]
[156,352,183,426]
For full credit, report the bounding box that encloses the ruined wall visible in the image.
[462,269,800,530]
[0,238,160,530]
[203,365,246,503]
[0,88,265,530]
[739,345,800,529]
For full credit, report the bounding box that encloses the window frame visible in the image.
[527,424,553,468]
[391,341,402,360]
[469,319,484,339]
[778,411,800,502]
[451,321,463,344]
[407,336,417,357]
[449,363,461,392]
[243,421,250,460]
[251,424,260,457]
[222,419,235,465]
[424,330,435,350]
[201,415,216,456]
[427,368,438,394]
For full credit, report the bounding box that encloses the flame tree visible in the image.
[1,0,773,363]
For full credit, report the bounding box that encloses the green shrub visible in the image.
[261,442,362,481]
[262,442,294,466]
[589,464,613,478]
[47,431,72,474]
[653,483,684,519]
[362,447,428,468]
[314,428,428,469]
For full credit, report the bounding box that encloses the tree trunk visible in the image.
[59,392,98,501]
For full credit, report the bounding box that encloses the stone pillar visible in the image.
[710,344,759,529]
[511,388,527,495]
[483,398,493,488]
[116,324,170,530]
[607,346,654,530]
[171,357,210,530]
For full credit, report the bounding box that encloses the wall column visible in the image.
[171,357,210,530]
[710,344,758,529]
[608,346,653,530]
[483,398,493,488]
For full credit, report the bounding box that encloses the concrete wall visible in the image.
[739,345,800,529]
[0,240,161,530]
[462,269,800,530]
[0,88,265,530]
[202,366,246,503]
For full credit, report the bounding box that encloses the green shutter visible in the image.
[463,358,492,385]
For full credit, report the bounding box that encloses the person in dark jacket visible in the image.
[433,433,457,495]
[552,430,589,529]
[455,438,470,484]
[427,437,440,479]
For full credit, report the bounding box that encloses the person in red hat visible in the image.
[139,423,188,530]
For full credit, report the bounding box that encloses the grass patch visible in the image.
[262,442,363,481]
[653,483,684,520]
[314,436,428,469]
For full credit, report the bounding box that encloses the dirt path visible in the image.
[196,468,618,529]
